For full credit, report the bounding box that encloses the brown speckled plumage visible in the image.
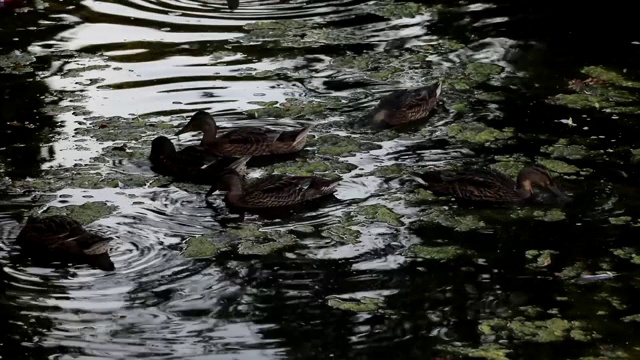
[372,81,442,127]
[175,111,313,156]
[16,215,115,271]
[208,166,339,220]
[410,164,567,203]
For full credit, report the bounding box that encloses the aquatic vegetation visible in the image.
[326,296,385,312]
[525,249,557,268]
[35,201,117,225]
[321,225,361,244]
[183,234,230,258]
[437,343,511,360]
[355,204,404,227]
[405,244,470,260]
[447,122,514,145]
[478,317,598,343]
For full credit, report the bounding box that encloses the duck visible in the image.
[206,161,340,221]
[149,135,250,184]
[371,81,442,127]
[16,215,115,271]
[409,164,568,203]
[175,110,314,157]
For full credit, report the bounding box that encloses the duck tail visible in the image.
[321,178,341,193]
[230,156,251,175]
[407,172,429,187]
[293,123,314,147]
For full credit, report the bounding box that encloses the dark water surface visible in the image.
[2,0,640,359]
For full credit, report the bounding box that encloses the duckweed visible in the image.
[321,225,361,244]
[405,244,469,261]
[326,296,384,312]
[355,204,404,226]
[447,122,514,145]
[39,201,117,225]
[183,234,230,258]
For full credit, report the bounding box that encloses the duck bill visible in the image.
[175,125,190,136]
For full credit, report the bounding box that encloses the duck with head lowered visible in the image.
[175,110,314,157]
[409,164,569,203]
[16,214,115,271]
[149,135,250,185]
[371,81,442,128]
[206,158,340,221]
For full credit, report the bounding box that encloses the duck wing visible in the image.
[243,175,337,207]
[217,127,281,144]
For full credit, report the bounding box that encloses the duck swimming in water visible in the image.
[16,215,115,271]
[409,164,568,203]
[149,135,249,184]
[175,110,313,157]
[206,159,340,221]
[371,81,442,128]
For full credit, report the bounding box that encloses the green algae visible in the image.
[355,204,404,227]
[365,0,436,19]
[510,208,566,222]
[39,201,117,225]
[609,216,632,225]
[406,188,437,204]
[321,225,361,244]
[183,225,299,257]
[465,62,504,84]
[183,234,230,258]
[0,50,36,74]
[525,249,558,269]
[405,244,469,261]
[247,98,333,119]
[581,66,640,88]
[363,163,405,178]
[611,248,640,265]
[450,102,470,113]
[265,158,355,178]
[437,344,511,360]
[416,207,486,231]
[447,122,514,145]
[75,115,176,142]
[326,296,384,312]
[479,317,598,343]
[311,134,382,157]
[541,139,591,160]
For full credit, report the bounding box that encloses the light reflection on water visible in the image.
[5,0,640,358]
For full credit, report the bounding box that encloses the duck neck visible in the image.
[224,175,244,203]
[200,119,218,147]
[515,178,533,199]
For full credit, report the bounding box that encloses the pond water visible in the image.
[2,0,640,359]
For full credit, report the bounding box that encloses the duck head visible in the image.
[150,136,176,159]
[516,164,569,200]
[175,110,218,136]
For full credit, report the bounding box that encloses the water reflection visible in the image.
[2,0,640,358]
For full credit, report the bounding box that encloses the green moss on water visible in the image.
[356,204,404,226]
[581,66,640,88]
[437,344,511,360]
[447,122,514,145]
[480,317,597,343]
[609,216,632,225]
[237,237,296,255]
[183,234,230,258]
[266,157,355,178]
[226,224,298,255]
[416,207,486,231]
[311,134,382,156]
[465,62,504,84]
[611,248,640,265]
[247,98,331,119]
[321,225,361,244]
[541,139,591,160]
[406,244,469,261]
[406,188,437,204]
[525,249,558,269]
[366,0,435,19]
[75,115,175,142]
[39,201,117,225]
[327,296,384,312]
[450,103,469,113]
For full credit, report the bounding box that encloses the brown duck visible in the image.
[371,81,442,127]
[207,162,340,221]
[149,135,249,184]
[175,110,313,157]
[16,215,115,271]
[409,164,568,203]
